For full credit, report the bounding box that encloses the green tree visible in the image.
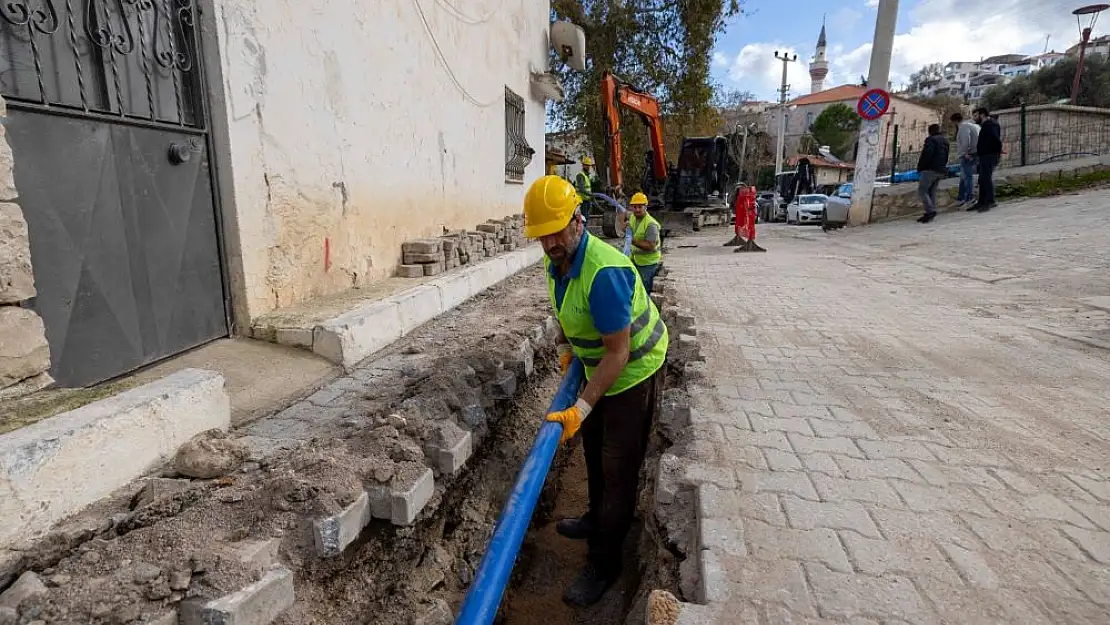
[909,62,944,91]
[982,56,1110,110]
[549,1,744,195]
[808,103,861,159]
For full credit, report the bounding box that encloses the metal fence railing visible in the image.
[874,104,1110,185]
[995,104,1110,169]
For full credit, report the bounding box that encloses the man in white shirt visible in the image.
[950,113,980,206]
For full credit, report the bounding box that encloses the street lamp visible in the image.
[1071,4,1109,105]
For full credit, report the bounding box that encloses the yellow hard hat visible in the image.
[523,175,581,238]
[629,192,649,206]
[581,156,594,166]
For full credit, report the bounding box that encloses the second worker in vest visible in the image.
[627,192,662,293]
[574,156,594,202]
[523,175,669,607]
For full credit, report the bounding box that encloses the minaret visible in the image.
[809,19,829,94]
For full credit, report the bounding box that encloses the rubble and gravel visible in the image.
[0,268,556,625]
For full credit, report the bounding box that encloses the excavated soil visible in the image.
[2,264,692,625]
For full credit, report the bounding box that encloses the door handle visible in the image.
[168,140,201,165]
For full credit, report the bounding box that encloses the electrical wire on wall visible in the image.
[434,0,501,25]
[412,0,499,107]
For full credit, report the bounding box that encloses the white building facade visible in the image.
[0,0,553,389]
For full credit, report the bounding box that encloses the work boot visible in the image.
[562,563,616,607]
[555,515,594,540]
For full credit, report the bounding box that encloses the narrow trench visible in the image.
[499,449,644,625]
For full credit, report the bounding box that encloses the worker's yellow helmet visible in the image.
[523,175,582,238]
[581,156,594,166]
[629,192,649,206]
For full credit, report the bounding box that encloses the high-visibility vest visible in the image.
[628,212,662,267]
[575,171,592,198]
[545,235,668,395]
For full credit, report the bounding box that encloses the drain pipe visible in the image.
[454,359,585,625]
[623,224,633,256]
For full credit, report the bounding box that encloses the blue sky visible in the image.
[712,0,1099,101]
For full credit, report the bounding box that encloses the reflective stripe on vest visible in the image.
[629,213,662,266]
[546,235,669,396]
[575,171,592,196]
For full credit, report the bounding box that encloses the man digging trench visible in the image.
[522,175,669,607]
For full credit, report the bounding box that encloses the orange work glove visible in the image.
[546,399,593,444]
[557,343,574,375]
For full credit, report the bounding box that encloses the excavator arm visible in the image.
[601,71,667,198]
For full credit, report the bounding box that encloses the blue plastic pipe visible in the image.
[454,358,585,625]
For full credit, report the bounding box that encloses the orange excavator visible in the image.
[596,71,734,237]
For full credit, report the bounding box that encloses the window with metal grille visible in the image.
[504,87,533,183]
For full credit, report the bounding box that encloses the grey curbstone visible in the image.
[181,566,294,625]
[659,389,692,442]
[313,492,371,558]
[391,468,435,526]
[431,431,473,476]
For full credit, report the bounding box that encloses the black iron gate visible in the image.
[1,0,228,387]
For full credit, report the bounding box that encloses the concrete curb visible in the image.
[0,369,230,550]
[180,566,294,625]
[307,317,561,557]
[648,293,730,614]
[310,245,544,369]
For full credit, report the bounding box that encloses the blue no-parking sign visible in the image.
[857,88,890,121]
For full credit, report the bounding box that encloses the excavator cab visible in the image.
[669,137,732,209]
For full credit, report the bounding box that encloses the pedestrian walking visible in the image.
[521,175,668,607]
[950,112,980,206]
[916,123,950,223]
[627,192,661,293]
[970,107,1002,212]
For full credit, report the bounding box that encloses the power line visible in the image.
[411,0,498,107]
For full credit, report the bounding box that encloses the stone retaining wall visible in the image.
[0,95,51,397]
[869,154,1110,223]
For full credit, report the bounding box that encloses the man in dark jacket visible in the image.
[916,123,950,223]
[971,107,1002,212]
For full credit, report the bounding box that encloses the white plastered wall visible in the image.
[206,0,549,325]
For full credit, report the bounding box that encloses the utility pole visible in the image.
[773,50,798,178]
[848,0,899,226]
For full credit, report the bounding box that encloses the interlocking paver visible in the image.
[781,496,881,538]
[744,521,852,573]
[663,191,1110,623]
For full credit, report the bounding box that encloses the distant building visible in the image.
[546,129,592,182]
[768,85,937,161]
[1067,35,1110,58]
[787,154,853,188]
[908,53,1071,103]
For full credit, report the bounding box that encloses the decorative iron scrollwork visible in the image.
[1,0,61,34]
[86,0,134,54]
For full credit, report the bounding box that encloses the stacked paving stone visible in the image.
[396,215,526,278]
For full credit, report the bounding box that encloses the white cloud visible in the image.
[864,0,879,8]
[722,43,814,101]
[719,0,1085,97]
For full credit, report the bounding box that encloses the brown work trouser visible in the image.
[580,367,662,575]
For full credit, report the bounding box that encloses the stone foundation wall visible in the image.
[868,154,1110,223]
[0,95,52,396]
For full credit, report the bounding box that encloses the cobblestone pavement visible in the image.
[664,189,1110,624]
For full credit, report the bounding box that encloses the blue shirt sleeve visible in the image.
[588,267,636,335]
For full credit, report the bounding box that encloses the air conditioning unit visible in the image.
[551,21,586,71]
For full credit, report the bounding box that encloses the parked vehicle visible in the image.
[756,191,778,222]
[821,180,892,230]
[786,194,828,225]
[823,183,852,230]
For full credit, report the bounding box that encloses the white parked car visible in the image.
[786,194,828,225]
